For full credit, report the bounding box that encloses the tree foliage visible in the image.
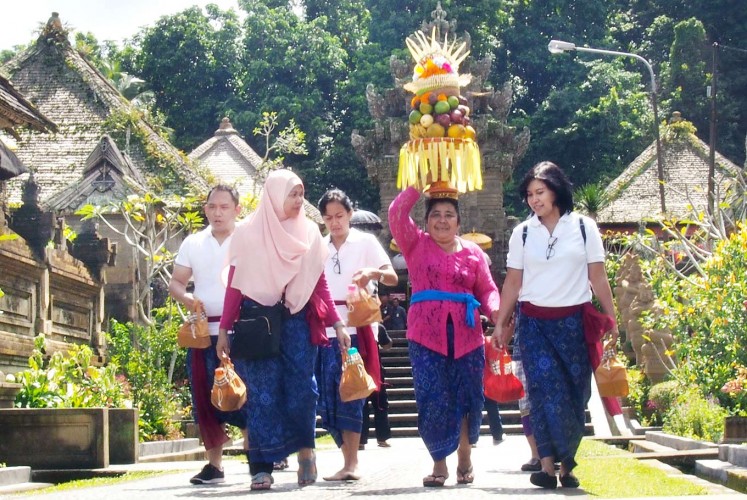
[78,0,747,213]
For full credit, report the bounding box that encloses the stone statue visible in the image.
[613,252,675,383]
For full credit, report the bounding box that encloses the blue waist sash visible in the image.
[410,290,480,328]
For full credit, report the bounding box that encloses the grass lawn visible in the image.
[17,471,184,495]
[575,439,708,497]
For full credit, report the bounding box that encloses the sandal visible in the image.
[297,452,317,486]
[560,473,580,488]
[456,465,474,484]
[250,472,273,491]
[273,458,289,471]
[422,474,447,487]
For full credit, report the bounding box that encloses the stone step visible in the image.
[0,466,30,486]
[139,438,200,457]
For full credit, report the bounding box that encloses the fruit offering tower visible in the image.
[398,28,482,198]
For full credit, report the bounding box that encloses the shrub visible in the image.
[15,335,131,409]
[648,380,681,417]
[663,387,729,443]
[107,318,183,442]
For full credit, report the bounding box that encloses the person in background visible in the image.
[388,297,407,330]
[217,170,348,491]
[169,185,248,485]
[316,188,398,481]
[493,161,619,490]
[389,186,501,487]
[360,324,393,449]
[380,291,393,330]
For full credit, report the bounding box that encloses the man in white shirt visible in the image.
[169,185,247,485]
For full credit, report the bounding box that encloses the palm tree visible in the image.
[574,182,610,220]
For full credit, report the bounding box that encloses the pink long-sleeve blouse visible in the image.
[389,186,500,358]
[220,266,341,345]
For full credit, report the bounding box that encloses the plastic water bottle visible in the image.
[346,347,362,366]
[346,284,360,303]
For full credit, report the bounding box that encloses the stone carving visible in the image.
[614,253,676,383]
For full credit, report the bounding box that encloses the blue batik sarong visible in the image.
[517,308,591,472]
[409,323,484,461]
[315,335,365,447]
[233,301,318,464]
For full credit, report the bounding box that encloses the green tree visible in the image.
[134,5,243,150]
[661,18,709,136]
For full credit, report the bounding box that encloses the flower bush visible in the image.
[107,314,185,442]
[15,335,131,409]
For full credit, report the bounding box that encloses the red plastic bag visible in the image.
[484,339,525,403]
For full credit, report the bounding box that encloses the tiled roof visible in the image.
[188,118,262,196]
[0,16,206,210]
[189,118,323,224]
[597,132,742,224]
[0,73,56,137]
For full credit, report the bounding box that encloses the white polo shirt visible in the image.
[174,226,233,335]
[506,212,605,307]
[323,228,392,337]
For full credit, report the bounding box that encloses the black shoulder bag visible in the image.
[232,298,288,361]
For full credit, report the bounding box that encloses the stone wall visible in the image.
[0,226,105,373]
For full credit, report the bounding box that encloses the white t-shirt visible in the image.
[506,212,605,307]
[324,228,392,337]
[174,226,233,335]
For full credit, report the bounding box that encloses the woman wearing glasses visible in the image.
[492,161,619,490]
[316,189,398,481]
[388,186,500,488]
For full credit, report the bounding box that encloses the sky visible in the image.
[1,0,243,51]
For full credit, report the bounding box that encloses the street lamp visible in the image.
[548,40,666,213]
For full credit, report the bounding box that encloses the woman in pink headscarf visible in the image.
[218,169,349,491]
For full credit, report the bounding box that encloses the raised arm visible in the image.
[388,186,422,255]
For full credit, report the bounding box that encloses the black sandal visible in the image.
[530,471,557,489]
[560,473,580,488]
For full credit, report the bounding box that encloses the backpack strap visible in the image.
[522,224,528,246]
[579,218,586,244]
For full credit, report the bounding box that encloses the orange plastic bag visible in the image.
[211,356,247,411]
[484,340,525,403]
[595,339,629,397]
[346,286,383,328]
[339,348,376,402]
[177,300,211,349]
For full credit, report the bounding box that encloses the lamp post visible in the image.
[548,40,666,214]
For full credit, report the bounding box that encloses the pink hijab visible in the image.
[227,169,328,314]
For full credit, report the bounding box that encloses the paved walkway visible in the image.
[1,436,744,499]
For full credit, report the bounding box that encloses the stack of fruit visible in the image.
[408,92,476,140]
[397,29,483,195]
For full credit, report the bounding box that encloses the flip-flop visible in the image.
[250,472,273,491]
[456,465,474,484]
[423,474,447,487]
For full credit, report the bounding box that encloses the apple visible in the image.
[434,100,451,115]
[462,115,471,126]
[420,113,434,127]
[450,109,463,124]
[458,95,469,106]
[428,93,439,105]
[447,95,460,109]
[436,113,451,128]
[419,102,433,115]
[457,104,470,117]
[409,109,423,124]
